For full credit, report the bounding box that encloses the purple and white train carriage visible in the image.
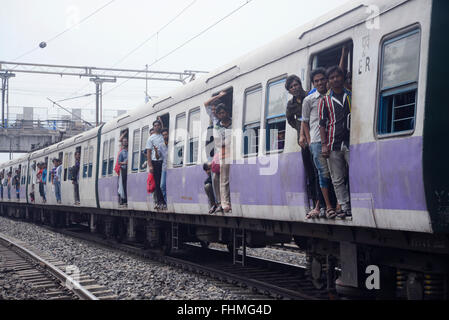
[1,0,448,299]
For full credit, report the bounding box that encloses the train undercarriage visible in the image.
[1,203,448,300]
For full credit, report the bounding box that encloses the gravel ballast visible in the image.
[0,215,306,300]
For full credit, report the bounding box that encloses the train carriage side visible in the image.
[98,118,127,210]
[56,128,100,208]
[29,148,52,206]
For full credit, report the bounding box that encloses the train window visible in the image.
[108,139,115,175]
[187,108,200,165]
[19,165,24,185]
[140,125,149,171]
[173,113,186,167]
[377,29,420,136]
[265,78,288,153]
[102,141,108,177]
[66,153,72,181]
[88,146,94,178]
[44,157,49,183]
[83,147,88,178]
[131,129,140,171]
[243,86,262,156]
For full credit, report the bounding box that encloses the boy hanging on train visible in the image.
[318,66,352,219]
[285,75,323,218]
[302,68,337,219]
[146,120,167,210]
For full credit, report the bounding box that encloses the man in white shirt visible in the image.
[146,120,167,210]
[302,67,335,219]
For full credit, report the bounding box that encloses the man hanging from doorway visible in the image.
[318,66,352,219]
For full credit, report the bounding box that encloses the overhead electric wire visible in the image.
[12,0,117,62]
[97,0,254,102]
[63,0,198,102]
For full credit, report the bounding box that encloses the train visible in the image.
[1,0,448,299]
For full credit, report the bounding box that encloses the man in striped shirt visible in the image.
[318,66,352,219]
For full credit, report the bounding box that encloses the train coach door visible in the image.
[204,87,234,161]
[310,41,353,214]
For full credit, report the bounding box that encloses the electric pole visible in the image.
[1,72,15,128]
[89,77,116,126]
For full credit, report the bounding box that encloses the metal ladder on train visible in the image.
[171,222,179,251]
[232,228,246,266]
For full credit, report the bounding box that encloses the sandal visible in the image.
[223,206,232,213]
[214,205,223,213]
[326,208,337,219]
[209,205,217,214]
[306,208,320,219]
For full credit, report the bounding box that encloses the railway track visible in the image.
[0,233,116,300]
[42,225,334,300]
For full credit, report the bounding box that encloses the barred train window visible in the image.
[265,78,288,153]
[187,108,200,164]
[377,29,420,135]
[83,147,88,178]
[132,129,140,171]
[243,86,262,156]
[63,153,68,181]
[102,141,108,176]
[88,146,93,178]
[174,113,186,167]
[108,138,115,175]
[140,126,149,171]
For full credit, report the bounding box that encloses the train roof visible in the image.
[1,0,408,163]
[100,0,404,131]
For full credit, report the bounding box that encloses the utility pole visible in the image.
[145,64,149,103]
[0,72,15,128]
[89,77,116,126]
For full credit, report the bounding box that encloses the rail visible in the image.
[0,232,98,300]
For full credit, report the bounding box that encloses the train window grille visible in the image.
[132,129,140,171]
[66,153,73,181]
[243,86,262,156]
[102,141,108,177]
[63,153,68,181]
[140,126,149,171]
[108,139,115,175]
[173,113,186,167]
[187,108,200,165]
[265,78,288,153]
[88,146,94,178]
[377,29,420,136]
[83,147,88,178]
[21,166,25,185]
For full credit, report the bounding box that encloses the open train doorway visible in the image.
[309,40,353,218]
[204,87,233,161]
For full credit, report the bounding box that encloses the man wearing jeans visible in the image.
[319,66,352,218]
[146,120,167,210]
[302,67,336,219]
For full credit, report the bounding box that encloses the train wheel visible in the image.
[160,227,172,255]
[310,256,326,290]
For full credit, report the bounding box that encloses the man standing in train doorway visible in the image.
[72,151,81,205]
[213,103,232,213]
[319,66,352,219]
[302,68,337,219]
[146,120,167,210]
[118,137,128,206]
[285,75,322,219]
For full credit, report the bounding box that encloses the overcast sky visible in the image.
[1,0,344,161]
